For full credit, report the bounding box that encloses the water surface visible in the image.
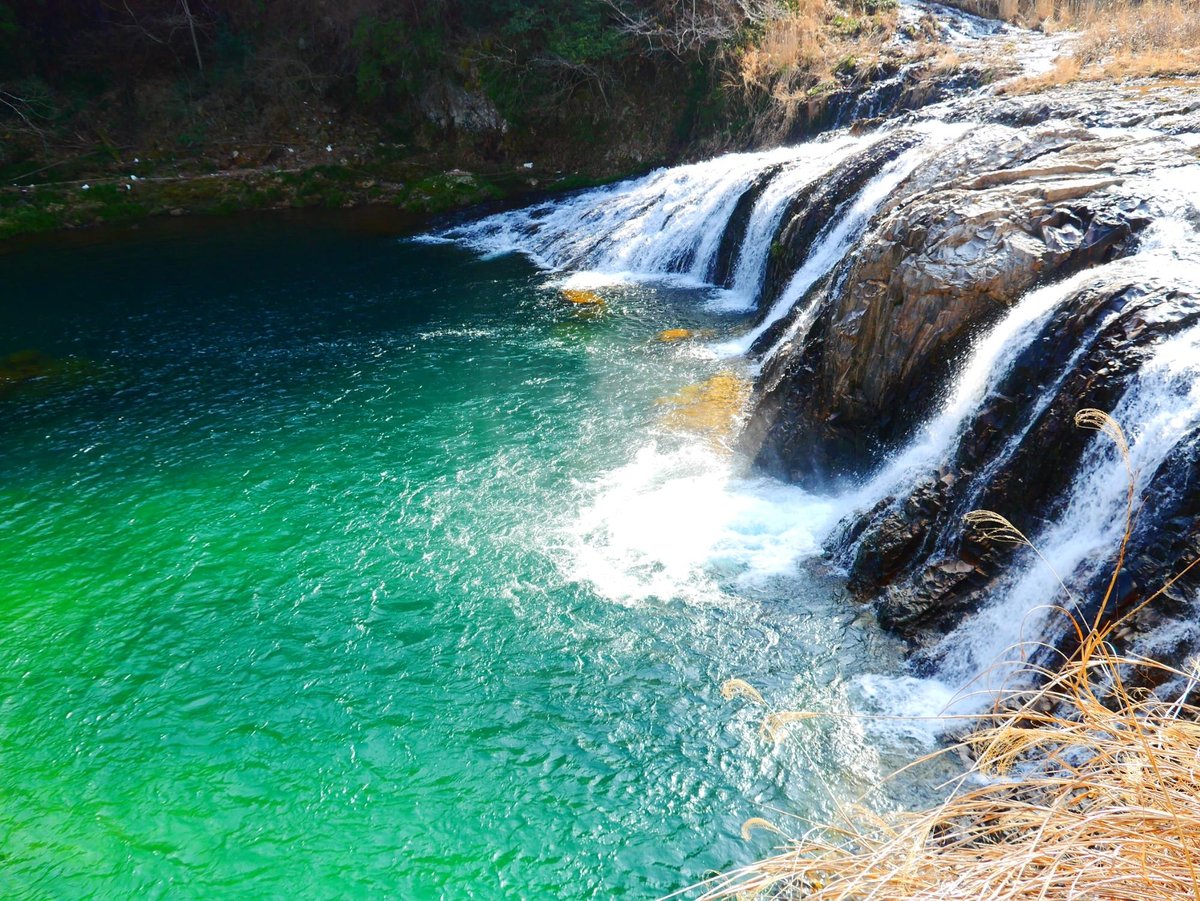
[1,217,930,899]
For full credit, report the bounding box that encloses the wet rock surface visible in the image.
[745,118,1194,485]
[741,79,1200,653]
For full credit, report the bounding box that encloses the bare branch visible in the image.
[0,89,49,151]
[604,0,785,57]
[180,0,204,75]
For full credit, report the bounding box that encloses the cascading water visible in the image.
[929,257,1200,695]
[844,262,1124,513]
[432,135,869,295]
[721,121,969,359]
[720,136,871,311]
[435,0,1200,729]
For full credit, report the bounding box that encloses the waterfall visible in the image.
[929,254,1200,691]
[847,261,1131,513]
[832,212,1200,712]
[432,0,1200,721]
[718,134,872,311]
[430,134,869,294]
[934,322,1200,690]
[719,121,968,358]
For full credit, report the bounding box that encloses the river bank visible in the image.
[1,0,980,241]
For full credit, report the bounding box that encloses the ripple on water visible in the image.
[1,225,935,899]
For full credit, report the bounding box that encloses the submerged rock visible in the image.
[657,373,751,446]
[0,349,96,399]
[560,289,605,306]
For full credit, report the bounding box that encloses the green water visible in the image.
[0,217,927,899]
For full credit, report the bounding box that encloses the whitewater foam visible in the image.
[560,441,840,607]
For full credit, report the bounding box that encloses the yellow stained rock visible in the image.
[656,372,751,445]
[0,349,95,398]
[656,328,695,342]
[561,289,605,306]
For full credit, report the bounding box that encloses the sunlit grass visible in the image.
[999,0,1200,91]
[697,410,1200,900]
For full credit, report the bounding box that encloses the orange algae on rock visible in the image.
[656,372,751,445]
[657,328,695,342]
[561,289,605,306]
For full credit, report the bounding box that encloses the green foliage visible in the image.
[830,13,867,36]
[0,3,25,77]
[175,122,209,150]
[210,25,252,83]
[858,0,899,12]
[545,3,628,65]
[676,61,727,145]
[352,15,445,108]
[0,200,60,238]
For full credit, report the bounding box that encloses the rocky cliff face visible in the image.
[439,13,1200,686]
[738,78,1200,666]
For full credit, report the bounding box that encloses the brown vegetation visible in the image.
[1066,0,1200,78]
[725,0,936,142]
[986,0,1200,91]
[701,411,1200,901]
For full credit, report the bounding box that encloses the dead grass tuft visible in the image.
[699,409,1200,900]
[999,0,1200,93]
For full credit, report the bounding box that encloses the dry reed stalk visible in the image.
[698,409,1200,901]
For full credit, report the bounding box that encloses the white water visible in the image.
[933,263,1200,693]
[716,134,874,311]
[561,441,840,607]
[850,261,1126,511]
[433,0,1200,732]
[718,121,969,359]
[434,136,867,293]
[844,211,1200,718]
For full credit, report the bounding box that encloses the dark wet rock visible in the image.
[711,165,783,288]
[820,61,991,134]
[737,82,1200,651]
[847,280,1200,649]
[0,349,97,400]
[743,121,1194,487]
[973,79,1200,135]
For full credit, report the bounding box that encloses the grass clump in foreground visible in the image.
[699,410,1200,900]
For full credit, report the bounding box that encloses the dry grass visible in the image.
[998,54,1082,93]
[1058,0,1200,79]
[731,0,905,140]
[741,3,830,85]
[998,0,1200,92]
[697,410,1200,901]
